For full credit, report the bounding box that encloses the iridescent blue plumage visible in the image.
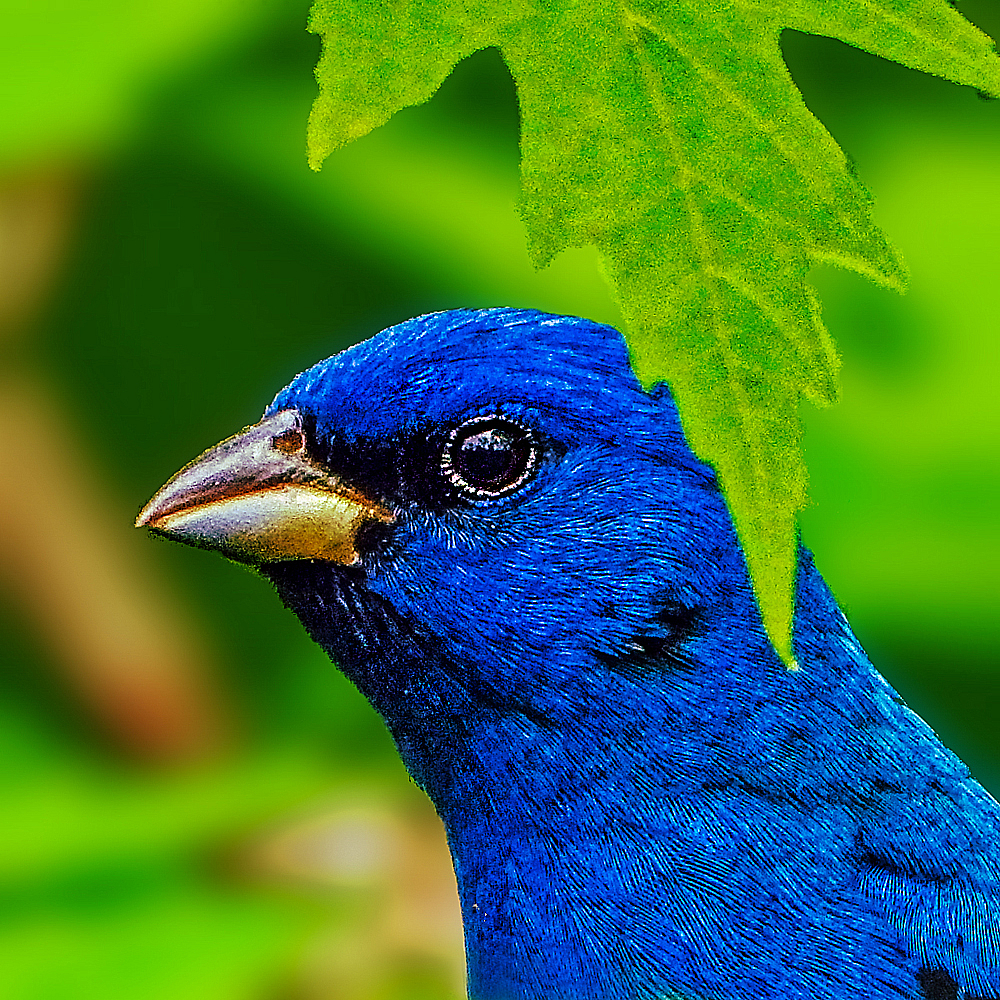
[254,309,1000,998]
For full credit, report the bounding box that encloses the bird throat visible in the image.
[264,560,693,998]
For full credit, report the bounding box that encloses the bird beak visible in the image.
[136,408,393,566]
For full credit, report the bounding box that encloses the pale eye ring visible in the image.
[441,417,538,499]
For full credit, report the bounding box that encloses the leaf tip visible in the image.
[761,599,798,670]
[739,512,801,672]
[306,151,327,172]
[771,630,798,670]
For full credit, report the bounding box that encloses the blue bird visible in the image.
[138,308,1000,1000]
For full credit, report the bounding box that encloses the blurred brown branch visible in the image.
[0,169,229,760]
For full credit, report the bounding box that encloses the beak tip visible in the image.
[135,500,160,530]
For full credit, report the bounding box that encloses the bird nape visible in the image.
[137,308,1000,1000]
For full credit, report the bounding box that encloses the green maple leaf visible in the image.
[305,0,1000,664]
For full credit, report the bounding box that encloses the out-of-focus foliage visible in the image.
[0,1,996,998]
[306,0,1000,663]
[0,0,285,170]
[0,694,328,999]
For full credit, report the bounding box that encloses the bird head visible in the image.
[138,308,777,800]
[138,308,1000,1000]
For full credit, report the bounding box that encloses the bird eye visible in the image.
[442,417,538,499]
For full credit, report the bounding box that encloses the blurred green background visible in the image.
[0,1,996,997]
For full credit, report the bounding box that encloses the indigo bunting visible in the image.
[138,309,999,1000]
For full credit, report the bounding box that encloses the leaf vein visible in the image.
[622,3,841,212]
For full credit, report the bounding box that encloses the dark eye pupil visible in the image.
[456,427,527,488]
[443,417,538,498]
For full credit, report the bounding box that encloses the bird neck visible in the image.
[270,556,904,999]
[449,811,646,998]
[423,562,885,1000]
[420,645,759,1000]
[438,719,687,1000]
